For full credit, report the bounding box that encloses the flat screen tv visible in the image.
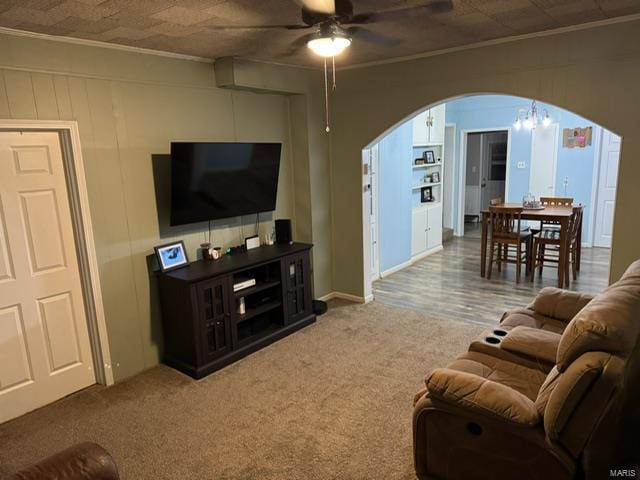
[170,142,281,226]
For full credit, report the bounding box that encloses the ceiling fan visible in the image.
[208,0,453,132]
[207,0,454,57]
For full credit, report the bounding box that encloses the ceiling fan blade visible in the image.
[282,33,316,57]
[347,1,454,24]
[334,0,354,18]
[347,27,401,48]
[205,24,311,30]
[293,0,335,14]
[343,13,375,24]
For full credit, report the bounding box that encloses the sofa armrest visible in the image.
[528,287,595,322]
[501,326,561,365]
[7,442,119,480]
[426,368,541,426]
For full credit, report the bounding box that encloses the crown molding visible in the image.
[0,26,214,63]
[229,55,318,71]
[341,13,640,71]
[1,12,639,71]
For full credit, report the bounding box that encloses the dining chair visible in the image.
[540,197,574,206]
[536,196,574,232]
[487,206,532,283]
[531,205,583,286]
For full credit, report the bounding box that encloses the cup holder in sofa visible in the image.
[493,329,508,337]
[485,336,501,345]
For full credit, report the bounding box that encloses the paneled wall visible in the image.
[0,33,311,381]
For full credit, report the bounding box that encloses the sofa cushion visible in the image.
[540,352,606,440]
[557,268,640,372]
[501,326,561,365]
[426,368,541,426]
[528,287,595,322]
[501,308,566,334]
[444,351,548,401]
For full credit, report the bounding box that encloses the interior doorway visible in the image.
[362,94,622,305]
[0,121,112,424]
[460,129,509,236]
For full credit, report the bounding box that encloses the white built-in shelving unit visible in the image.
[411,105,445,258]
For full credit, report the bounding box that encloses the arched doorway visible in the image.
[361,94,620,318]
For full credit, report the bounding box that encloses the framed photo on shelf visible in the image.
[423,150,436,164]
[154,240,189,272]
[431,171,440,183]
[420,186,433,203]
[414,158,425,165]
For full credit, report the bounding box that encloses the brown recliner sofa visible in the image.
[5,443,119,480]
[413,260,640,480]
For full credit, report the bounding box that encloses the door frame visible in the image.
[586,126,603,248]
[443,123,456,231]
[369,144,380,281]
[361,148,374,301]
[0,119,114,386]
[457,127,512,236]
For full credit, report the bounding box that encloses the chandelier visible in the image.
[513,100,551,130]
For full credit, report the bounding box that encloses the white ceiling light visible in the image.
[307,35,351,57]
[514,100,551,130]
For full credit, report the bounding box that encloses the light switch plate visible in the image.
[517,161,526,169]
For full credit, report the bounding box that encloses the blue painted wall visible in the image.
[375,94,602,274]
[378,121,413,272]
[445,94,600,242]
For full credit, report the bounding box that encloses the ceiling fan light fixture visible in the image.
[307,35,351,57]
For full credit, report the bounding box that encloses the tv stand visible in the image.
[156,243,315,379]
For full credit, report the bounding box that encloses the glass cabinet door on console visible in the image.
[197,277,232,361]
[283,253,312,324]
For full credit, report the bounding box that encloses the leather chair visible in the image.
[5,443,119,480]
[413,260,640,480]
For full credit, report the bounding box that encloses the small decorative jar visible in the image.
[200,243,214,261]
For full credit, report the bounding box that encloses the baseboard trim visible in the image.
[318,292,373,304]
[379,245,444,279]
[380,260,412,278]
[411,245,443,263]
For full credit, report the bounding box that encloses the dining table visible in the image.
[479,203,582,288]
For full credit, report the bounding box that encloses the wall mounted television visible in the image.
[170,142,281,226]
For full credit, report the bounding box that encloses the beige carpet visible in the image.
[0,300,485,479]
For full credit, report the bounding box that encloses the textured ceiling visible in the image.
[0,0,639,66]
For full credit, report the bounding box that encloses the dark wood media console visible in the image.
[157,243,315,379]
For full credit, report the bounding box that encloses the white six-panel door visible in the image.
[0,131,95,423]
[594,130,620,248]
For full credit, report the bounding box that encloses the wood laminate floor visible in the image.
[373,233,610,327]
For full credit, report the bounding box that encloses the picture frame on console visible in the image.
[155,240,189,272]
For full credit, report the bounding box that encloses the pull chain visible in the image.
[332,55,336,91]
[324,57,330,133]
